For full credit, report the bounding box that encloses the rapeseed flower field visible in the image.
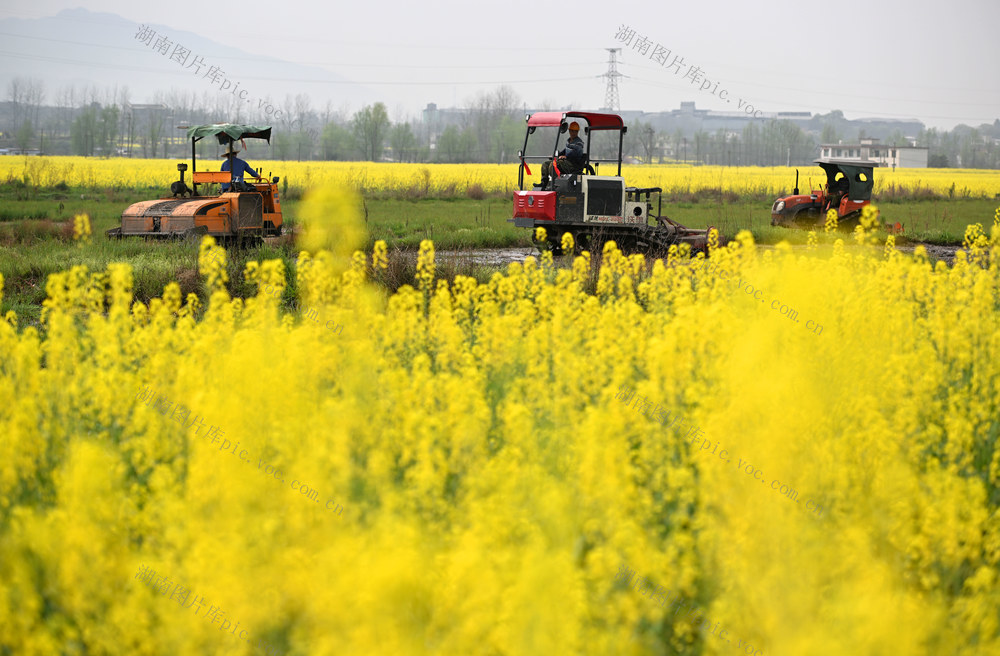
[3,156,999,198]
[1,188,1000,655]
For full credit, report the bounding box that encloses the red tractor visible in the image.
[770,158,879,230]
[510,111,718,256]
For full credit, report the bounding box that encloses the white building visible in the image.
[819,138,928,168]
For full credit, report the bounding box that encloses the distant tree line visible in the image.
[626,109,1000,169]
[626,119,820,167]
[3,77,999,168]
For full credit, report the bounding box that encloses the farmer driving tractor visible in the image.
[220,140,258,192]
[540,121,585,189]
[825,173,851,213]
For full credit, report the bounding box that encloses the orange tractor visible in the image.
[108,123,283,243]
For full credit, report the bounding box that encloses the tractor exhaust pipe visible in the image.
[793,169,799,196]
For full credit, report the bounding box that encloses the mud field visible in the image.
[407,243,962,268]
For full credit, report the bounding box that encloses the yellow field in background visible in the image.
[3,156,999,197]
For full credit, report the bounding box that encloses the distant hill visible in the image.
[0,8,377,116]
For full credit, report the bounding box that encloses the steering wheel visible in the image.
[583,164,596,175]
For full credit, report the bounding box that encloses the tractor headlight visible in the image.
[773,200,785,213]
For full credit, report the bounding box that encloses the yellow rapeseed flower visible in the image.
[2,196,1000,655]
[824,209,839,233]
[72,213,92,244]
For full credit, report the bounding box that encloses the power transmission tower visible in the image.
[600,48,623,112]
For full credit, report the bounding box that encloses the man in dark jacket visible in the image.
[540,121,586,189]
[220,141,258,192]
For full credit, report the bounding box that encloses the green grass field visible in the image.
[1,182,995,328]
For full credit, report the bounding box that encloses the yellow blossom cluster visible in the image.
[72,213,92,244]
[3,156,1000,198]
[1,193,1000,654]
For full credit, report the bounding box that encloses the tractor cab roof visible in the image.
[526,111,625,131]
[814,157,879,170]
[186,123,272,144]
[814,158,878,201]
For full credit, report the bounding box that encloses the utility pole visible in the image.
[600,48,623,112]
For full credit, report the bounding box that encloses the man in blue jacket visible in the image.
[540,121,586,189]
[220,141,258,192]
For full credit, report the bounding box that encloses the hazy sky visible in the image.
[2,0,998,130]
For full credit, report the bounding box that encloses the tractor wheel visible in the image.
[549,233,565,256]
[587,230,609,258]
[616,235,638,255]
[838,212,862,231]
[792,209,821,228]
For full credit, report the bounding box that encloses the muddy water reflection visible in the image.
[394,243,960,269]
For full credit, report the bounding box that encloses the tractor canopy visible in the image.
[526,111,625,130]
[815,158,878,202]
[186,123,272,144]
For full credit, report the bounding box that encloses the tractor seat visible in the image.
[553,173,581,193]
[573,156,595,176]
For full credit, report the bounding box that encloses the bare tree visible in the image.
[7,78,45,152]
[492,85,518,117]
[7,78,24,134]
[24,78,45,131]
[84,84,101,107]
[469,91,492,161]
[291,93,313,159]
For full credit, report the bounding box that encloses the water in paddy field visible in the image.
[432,248,540,266]
[392,248,540,268]
[424,244,960,267]
[891,243,959,265]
